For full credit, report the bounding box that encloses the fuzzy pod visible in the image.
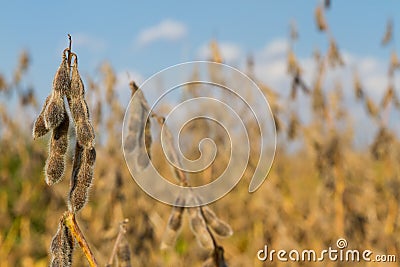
[69,182,89,212]
[123,133,137,153]
[83,146,96,166]
[161,196,185,249]
[70,100,88,124]
[137,151,150,170]
[44,95,66,129]
[201,206,233,237]
[52,52,71,96]
[50,220,74,267]
[127,89,151,145]
[50,114,69,155]
[33,95,51,139]
[45,153,65,186]
[160,227,179,250]
[68,146,96,212]
[69,62,85,100]
[365,97,378,117]
[188,208,214,250]
[168,205,185,231]
[76,121,95,148]
[315,5,327,32]
[117,235,132,267]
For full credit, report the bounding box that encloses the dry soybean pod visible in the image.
[188,207,214,250]
[44,49,69,129]
[201,205,233,238]
[33,95,51,139]
[69,56,95,148]
[50,219,74,267]
[161,197,185,249]
[45,111,69,186]
[68,145,96,212]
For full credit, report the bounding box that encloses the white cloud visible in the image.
[259,38,289,59]
[115,70,144,105]
[197,42,242,63]
[72,33,107,52]
[136,19,187,46]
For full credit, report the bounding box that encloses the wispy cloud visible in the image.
[115,69,144,106]
[136,19,187,46]
[259,38,288,59]
[197,42,242,63]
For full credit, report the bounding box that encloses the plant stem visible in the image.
[63,211,98,267]
[107,219,128,267]
[67,34,72,67]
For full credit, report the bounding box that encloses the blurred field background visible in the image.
[1,1,400,266]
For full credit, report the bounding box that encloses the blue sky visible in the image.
[1,1,399,144]
[1,1,398,85]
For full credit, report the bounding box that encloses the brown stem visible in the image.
[67,34,72,68]
[63,211,98,267]
[107,219,129,267]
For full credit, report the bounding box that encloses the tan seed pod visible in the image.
[168,205,185,231]
[71,142,84,182]
[188,208,214,250]
[33,95,51,139]
[50,114,69,155]
[365,97,378,117]
[123,133,137,153]
[45,153,65,186]
[83,146,96,166]
[167,195,185,222]
[160,227,179,250]
[44,96,66,129]
[201,206,233,237]
[68,57,95,148]
[390,51,400,75]
[52,51,70,95]
[68,146,95,212]
[315,5,327,32]
[76,121,95,148]
[69,180,89,212]
[161,197,185,249]
[287,112,299,141]
[50,220,74,267]
[287,50,300,75]
[371,127,394,160]
[328,40,344,67]
[210,40,223,63]
[125,87,153,169]
[69,61,85,100]
[77,164,94,188]
[273,113,281,133]
[392,90,400,109]
[381,19,393,46]
[312,84,326,114]
[353,71,364,100]
[137,151,150,170]
[70,100,88,124]
[381,85,394,109]
[117,235,132,267]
